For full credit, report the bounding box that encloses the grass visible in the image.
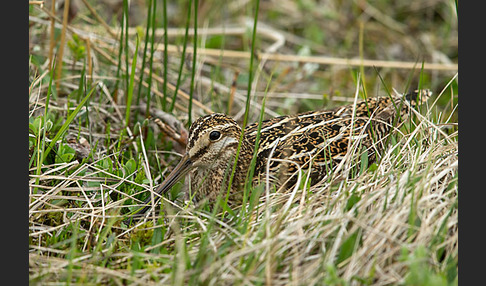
[29,0,457,285]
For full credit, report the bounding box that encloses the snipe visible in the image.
[130,89,430,219]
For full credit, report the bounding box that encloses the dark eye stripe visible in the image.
[191,146,208,162]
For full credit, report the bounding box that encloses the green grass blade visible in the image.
[125,35,140,132]
[33,59,56,193]
[241,72,272,221]
[135,0,154,120]
[42,85,96,163]
[123,0,130,94]
[187,0,198,126]
[162,0,168,111]
[224,0,260,211]
[145,0,157,118]
[170,0,193,113]
[114,4,125,95]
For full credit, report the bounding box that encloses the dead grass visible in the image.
[29,0,457,285]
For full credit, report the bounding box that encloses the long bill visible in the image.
[132,153,193,218]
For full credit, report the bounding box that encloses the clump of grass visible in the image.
[29,0,457,284]
[29,78,457,285]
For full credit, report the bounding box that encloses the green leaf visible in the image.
[55,144,76,164]
[337,230,362,265]
[359,148,369,175]
[151,220,166,254]
[98,157,113,171]
[30,116,45,136]
[368,163,378,172]
[345,193,361,212]
[124,158,137,174]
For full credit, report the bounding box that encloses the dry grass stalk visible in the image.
[29,1,457,284]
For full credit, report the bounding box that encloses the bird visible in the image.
[128,89,430,220]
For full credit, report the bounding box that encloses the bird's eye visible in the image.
[209,130,222,141]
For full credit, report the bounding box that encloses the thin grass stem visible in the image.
[170,0,193,113]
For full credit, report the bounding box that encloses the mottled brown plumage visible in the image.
[131,89,430,218]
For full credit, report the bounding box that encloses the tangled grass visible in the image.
[29,0,457,285]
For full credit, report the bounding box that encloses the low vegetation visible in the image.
[29,0,457,284]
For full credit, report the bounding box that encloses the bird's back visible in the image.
[244,90,430,186]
